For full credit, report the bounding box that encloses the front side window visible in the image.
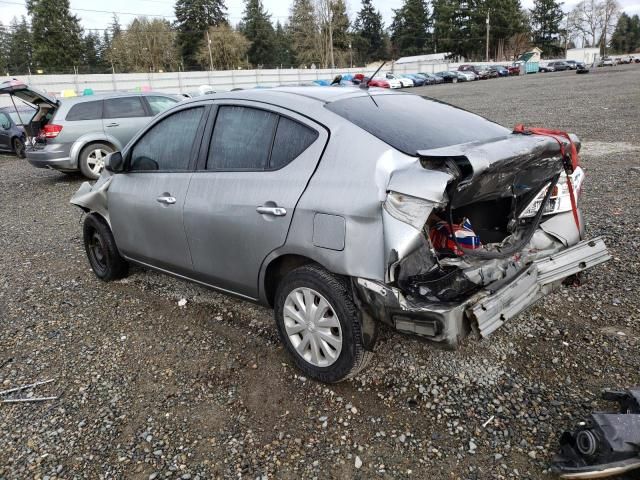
[104,96,146,119]
[207,106,278,170]
[0,112,10,129]
[146,96,178,116]
[129,107,204,172]
[66,100,103,121]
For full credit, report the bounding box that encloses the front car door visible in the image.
[102,95,151,148]
[184,102,328,298]
[0,112,11,150]
[108,103,208,275]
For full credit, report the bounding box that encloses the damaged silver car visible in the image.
[71,87,610,383]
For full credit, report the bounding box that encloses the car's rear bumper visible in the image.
[26,143,75,171]
[354,237,610,348]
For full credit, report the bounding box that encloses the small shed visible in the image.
[518,49,541,74]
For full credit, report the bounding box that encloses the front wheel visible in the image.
[13,137,26,158]
[83,213,129,281]
[79,143,114,180]
[274,264,373,383]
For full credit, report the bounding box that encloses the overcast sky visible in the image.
[1,0,639,32]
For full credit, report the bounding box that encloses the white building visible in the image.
[394,53,452,64]
[566,48,600,64]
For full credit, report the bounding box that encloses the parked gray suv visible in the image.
[0,81,179,179]
[71,87,610,383]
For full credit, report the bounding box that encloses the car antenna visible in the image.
[361,61,386,90]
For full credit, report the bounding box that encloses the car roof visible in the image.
[60,91,176,104]
[184,86,408,107]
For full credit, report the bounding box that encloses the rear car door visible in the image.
[102,96,151,148]
[108,104,208,274]
[183,102,328,298]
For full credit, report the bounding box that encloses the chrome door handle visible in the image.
[105,122,119,127]
[256,206,287,216]
[157,195,176,205]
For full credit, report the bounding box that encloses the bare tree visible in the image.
[568,0,620,49]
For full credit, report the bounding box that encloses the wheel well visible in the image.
[264,254,317,307]
[80,140,115,158]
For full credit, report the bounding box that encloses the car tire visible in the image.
[13,137,26,158]
[79,142,114,180]
[83,213,129,281]
[274,264,373,383]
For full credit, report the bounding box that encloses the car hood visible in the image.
[0,79,59,107]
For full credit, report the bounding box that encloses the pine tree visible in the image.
[174,0,227,68]
[273,21,294,66]
[0,22,10,75]
[610,13,640,53]
[82,31,102,72]
[390,0,431,57]
[27,0,84,73]
[530,0,564,57]
[7,16,33,75]
[288,0,320,66]
[240,0,276,67]
[353,0,387,63]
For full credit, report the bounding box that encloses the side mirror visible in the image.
[104,151,124,173]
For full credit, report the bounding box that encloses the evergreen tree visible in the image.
[432,0,457,54]
[240,0,276,66]
[0,22,10,75]
[390,0,431,57]
[273,21,294,66]
[27,0,84,72]
[330,0,351,66]
[174,0,227,68]
[7,17,33,74]
[288,0,320,66]
[530,0,564,56]
[82,31,103,72]
[610,13,640,53]
[352,0,387,63]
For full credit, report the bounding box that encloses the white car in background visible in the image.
[386,73,414,88]
[458,71,476,81]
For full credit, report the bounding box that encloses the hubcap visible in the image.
[283,287,342,368]
[87,149,109,175]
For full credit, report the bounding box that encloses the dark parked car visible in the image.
[565,60,578,70]
[435,71,460,83]
[418,72,443,84]
[576,62,590,74]
[71,87,609,383]
[490,65,509,77]
[0,106,35,158]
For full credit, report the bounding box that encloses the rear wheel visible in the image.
[274,264,373,383]
[83,214,128,281]
[13,137,25,158]
[79,143,113,180]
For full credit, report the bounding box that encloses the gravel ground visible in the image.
[1,65,639,480]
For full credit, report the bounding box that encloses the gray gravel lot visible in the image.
[1,65,639,480]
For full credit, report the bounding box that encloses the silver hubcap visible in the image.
[283,287,342,367]
[87,149,109,175]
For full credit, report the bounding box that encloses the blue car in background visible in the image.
[490,65,509,77]
[401,73,426,86]
[0,106,35,158]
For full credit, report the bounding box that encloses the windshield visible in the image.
[326,94,511,155]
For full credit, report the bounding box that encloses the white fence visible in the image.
[1,62,451,99]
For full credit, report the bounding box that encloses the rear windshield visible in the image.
[325,94,510,155]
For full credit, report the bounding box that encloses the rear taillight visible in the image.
[519,166,585,218]
[42,124,63,138]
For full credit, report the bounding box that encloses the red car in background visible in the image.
[507,64,521,75]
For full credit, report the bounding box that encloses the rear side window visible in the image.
[103,97,146,119]
[270,117,318,169]
[66,101,102,121]
[326,95,510,155]
[207,106,278,170]
[146,96,178,115]
[129,107,204,172]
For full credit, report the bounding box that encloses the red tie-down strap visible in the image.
[513,125,582,239]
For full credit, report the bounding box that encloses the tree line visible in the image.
[0,0,637,75]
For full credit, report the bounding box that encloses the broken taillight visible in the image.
[520,167,584,218]
[42,124,63,138]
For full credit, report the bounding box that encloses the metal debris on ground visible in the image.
[0,379,57,404]
[551,387,640,479]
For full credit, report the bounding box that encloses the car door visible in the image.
[183,102,328,298]
[107,103,208,275]
[0,112,11,150]
[102,95,151,148]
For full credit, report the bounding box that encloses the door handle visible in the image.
[105,122,119,127]
[156,195,176,205]
[256,206,287,216]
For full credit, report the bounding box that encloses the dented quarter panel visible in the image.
[69,170,114,225]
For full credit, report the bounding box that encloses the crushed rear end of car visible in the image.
[352,130,610,347]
